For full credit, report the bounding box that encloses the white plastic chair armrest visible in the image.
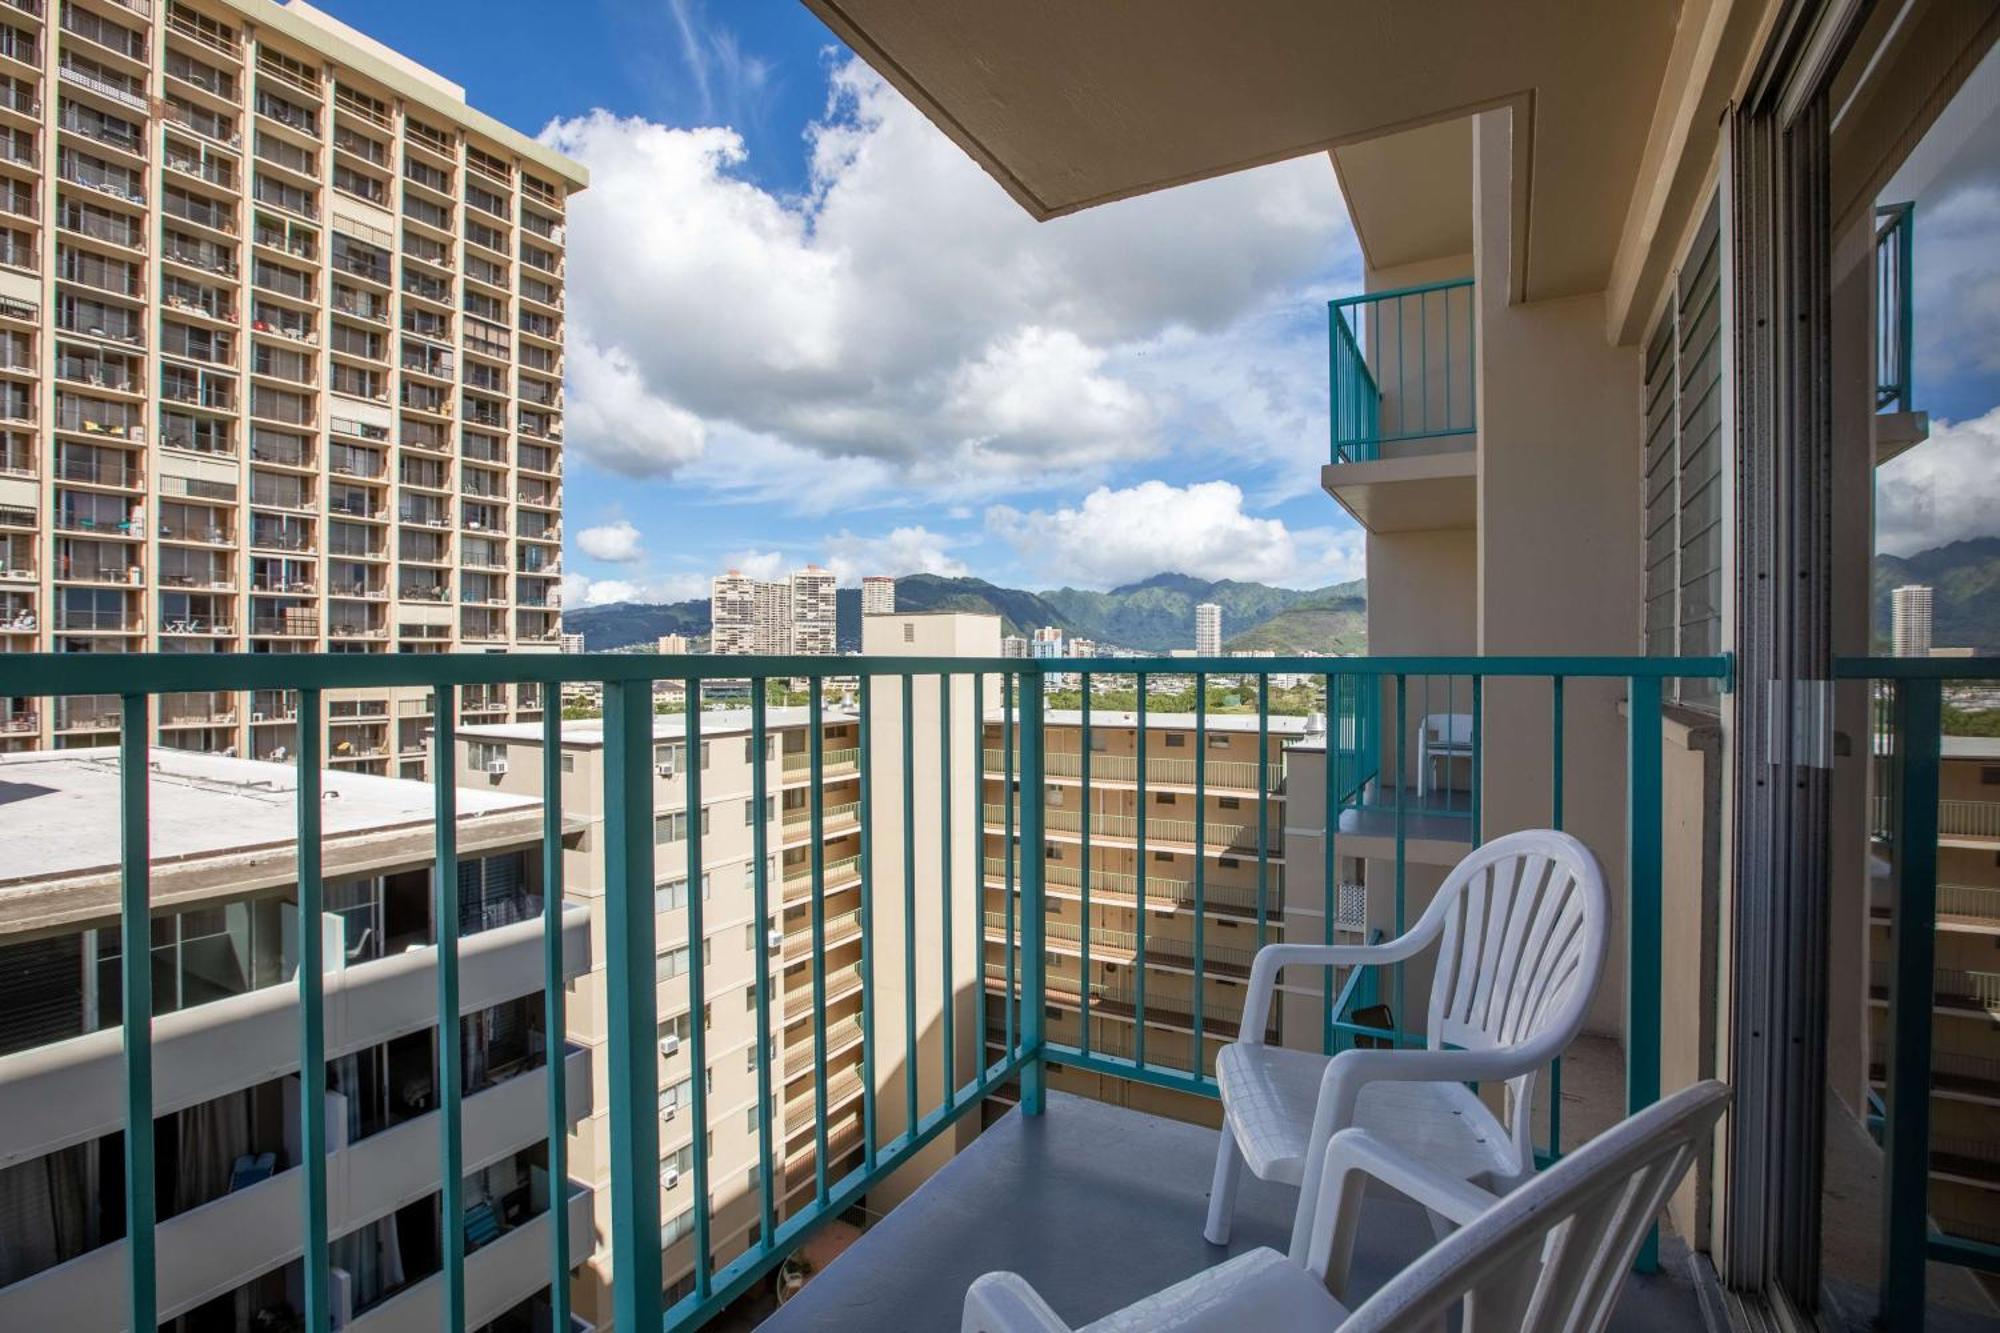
[1240,935,1436,1046]
[962,1272,1074,1333]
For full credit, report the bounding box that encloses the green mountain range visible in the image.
[1872,537,2000,653]
[567,572,1369,655]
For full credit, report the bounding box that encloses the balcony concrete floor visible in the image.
[762,1089,1705,1332]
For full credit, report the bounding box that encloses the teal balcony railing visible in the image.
[1875,203,1914,413]
[1329,277,1476,462]
[1845,655,2000,1327]
[0,650,1729,1330]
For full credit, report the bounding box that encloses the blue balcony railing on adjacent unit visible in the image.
[1328,277,1476,462]
[0,650,1729,1331]
[1875,203,1914,413]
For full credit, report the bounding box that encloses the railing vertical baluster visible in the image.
[1257,673,1270,950]
[972,673,985,1076]
[939,674,955,1104]
[809,678,830,1203]
[1019,665,1047,1115]
[1320,674,1337,1057]
[1551,675,1565,830]
[1194,673,1207,1071]
[1134,672,1148,1069]
[1003,674,1016,1061]
[1080,673,1092,1057]
[1393,675,1407,1046]
[858,675,879,1167]
[1882,674,1940,1327]
[538,701,571,1326]
[433,690,465,1329]
[901,674,919,1135]
[297,688,330,1333]
[686,701,713,1295]
[1470,676,1482,843]
[119,693,156,1333]
[751,683,776,1241]
[603,679,662,1330]
[1626,674,1663,1274]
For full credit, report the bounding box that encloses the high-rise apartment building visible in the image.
[560,630,585,654]
[711,565,839,656]
[0,747,587,1328]
[1194,602,1221,656]
[1029,625,1062,659]
[1892,584,1933,658]
[860,574,894,616]
[788,563,835,654]
[1000,633,1027,659]
[0,0,585,774]
[656,631,686,654]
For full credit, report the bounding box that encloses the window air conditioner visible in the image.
[655,762,675,778]
[484,758,508,775]
[659,1033,680,1057]
[664,1166,681,1189]
[661,1103,677,1122]
[767,929,784,952]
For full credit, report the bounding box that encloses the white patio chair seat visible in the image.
[962,1079,1730,1333]
[1216,1043,1515,1187]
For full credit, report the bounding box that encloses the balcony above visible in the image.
[761,1090,1701,1332]
[1323,279,1477,533]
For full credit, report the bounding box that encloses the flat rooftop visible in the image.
[460,706,858,748]
[993,709,1315,735]
[0,750,543,936]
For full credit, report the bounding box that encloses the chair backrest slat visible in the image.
[1338,1080,1728,1333]
[1422,830,1608,1169]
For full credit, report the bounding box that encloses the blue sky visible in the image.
[308,0,1367,606]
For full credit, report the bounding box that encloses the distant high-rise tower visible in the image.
[862,576,897,616]
[1030,625,1065,659]
[1195,603,1222,656]
[710,570,760,654]
[1001,635,1029,659]
[790,565,838,654]
[1892,585,1934,658]
[656,633,688,655]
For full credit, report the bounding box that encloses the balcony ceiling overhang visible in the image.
[804,0,1681,299]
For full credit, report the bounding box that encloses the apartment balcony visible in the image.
[1321,279,1479,533]
[5,649,1979,1333]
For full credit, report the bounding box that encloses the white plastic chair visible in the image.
[1414,712,1473,799]
[961,1079,1727,1333]
[1204,828,1607,1270]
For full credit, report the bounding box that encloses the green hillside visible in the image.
[1872,537,2000,653]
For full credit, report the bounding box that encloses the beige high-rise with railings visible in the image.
[0,0,585,774]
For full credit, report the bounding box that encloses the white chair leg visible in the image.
[1415,738,1429,798]
[1204,1122,1245,1245]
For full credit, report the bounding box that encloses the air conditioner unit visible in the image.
[484,758,508,775]
[658,1033,680,1057]
[661,1103,677,1122]
[654,762,674,778]
[664,1166,681,1189]
[767,929,784,952]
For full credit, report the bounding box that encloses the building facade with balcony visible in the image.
[0,0,585,775]
[0,747,591,1331]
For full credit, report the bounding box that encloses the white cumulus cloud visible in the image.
[539,59,1351,503]
[986,481,1363,588]
[561,570,708,608]
[1876,406,2000,555]
[824,526,968,585]
[575,519,645,563]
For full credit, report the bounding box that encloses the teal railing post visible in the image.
[1626,674,1663,1273]
[119,694,156,1332]
[432,691,466,1329]
[1019,666,1048,1114]
[603,678,662,1329]
[1882,676,1941,1327]
[750,683,778,1234]
[539,702,571,1330]
[297,688,330,1333]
